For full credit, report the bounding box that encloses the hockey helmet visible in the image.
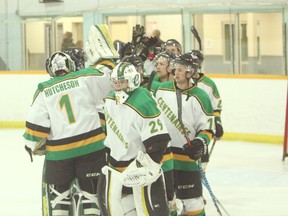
[164,39,182,54]
[111,62,141,93]
[174,52,201,72]
[121,54,144,74]
[189,50,204,69]
[48,51,76,77]
[63,48,87,70]
[154,51,176,67]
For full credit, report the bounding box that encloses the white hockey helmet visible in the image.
[111,62,141,104]
[48,51,76,77]
[111,62,141,92]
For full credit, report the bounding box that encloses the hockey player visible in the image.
[121,54,149,87]
[190,50,224,141]
[24,24,118,216]
[154,52,215,216]
[189,50,224,170]
[98,62,171,216]
[164,39,182,57]
[153,51,176,83]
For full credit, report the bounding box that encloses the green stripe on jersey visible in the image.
[157,81,214,116]
[108,87,161,118]
[45,140,106,161]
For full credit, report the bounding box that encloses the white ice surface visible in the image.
[1,129,288,216]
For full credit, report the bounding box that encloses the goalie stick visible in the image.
[190,26,202,51]
[175,89,229,216]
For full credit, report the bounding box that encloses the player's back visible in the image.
[30,67,112,160]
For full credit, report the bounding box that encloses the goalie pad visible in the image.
[121,151,162,187]
[85,24,119,64]
[133,174,169,216]
[71,182,101,216]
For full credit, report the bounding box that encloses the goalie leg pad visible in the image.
[101,166,125,216]
[48,184,72,216]
[72,180,101,216]
[182,197,205,216]
[132,175,169,216]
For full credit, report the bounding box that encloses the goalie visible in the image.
[98,62,171,216]
[23,24,118,216]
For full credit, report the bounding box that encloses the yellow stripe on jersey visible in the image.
[173,153,195,162]
[161,152,173,163]
[25,128,49,138]
[200,131,213,140]
[46,133,105,151]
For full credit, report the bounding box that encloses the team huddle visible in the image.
[23,24,224,216]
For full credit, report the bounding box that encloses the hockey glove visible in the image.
[214,121,224,140]
[143,36,158,49]
[183,137,207,161]
[25,145,33,162]
[132,24,145,44]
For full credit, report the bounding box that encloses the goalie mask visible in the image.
[111,62,140,104]
[45,57,52,76]
[48,51,76,77]
[63,48,87,71]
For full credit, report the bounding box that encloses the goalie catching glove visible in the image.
[121,151,162,187]
[183,137,208,161]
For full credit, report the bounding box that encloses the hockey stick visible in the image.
[200,171,230,216]
[176,88,192,146]
[209,139,217,158]
[176,89,228,216]
[146,70,156,92]
[190,26,202,51]
[33,137,47,156]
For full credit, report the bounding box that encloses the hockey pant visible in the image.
[97,167,169,216]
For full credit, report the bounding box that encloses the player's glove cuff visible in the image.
[215,121,224,139]
[183,137,207,161]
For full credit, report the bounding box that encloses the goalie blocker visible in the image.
[97,152,169,216]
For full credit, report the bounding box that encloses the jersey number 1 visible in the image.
[59,94,76,124]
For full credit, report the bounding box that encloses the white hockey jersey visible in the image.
[155,81,215,149]
[104,87,171,168]
[23,60,115,161]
